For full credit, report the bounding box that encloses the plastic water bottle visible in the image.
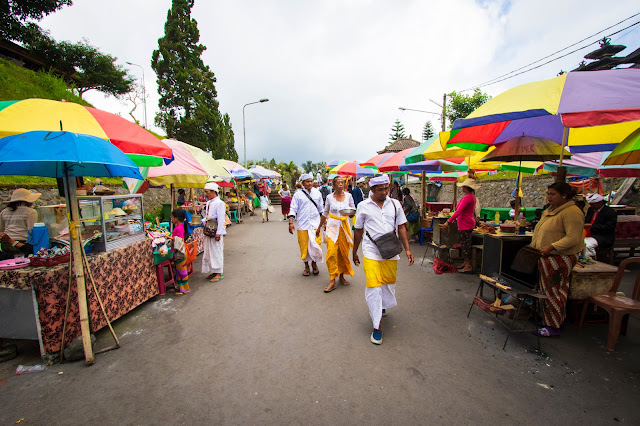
[28,223,50,255]
[15,364,46,375]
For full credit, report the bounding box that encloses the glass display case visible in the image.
[76,194,145,252]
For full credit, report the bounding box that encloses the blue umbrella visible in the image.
[0,130,142,365]
[0,131,142,179]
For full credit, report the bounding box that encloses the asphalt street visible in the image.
[1,215,639,424]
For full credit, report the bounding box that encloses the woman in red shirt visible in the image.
[442,178,479,273]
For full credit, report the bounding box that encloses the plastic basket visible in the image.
[153,249,173,265]
[30,253,71,267]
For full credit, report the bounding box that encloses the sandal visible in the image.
[209,275,224,283]
[312,268,320,275]
[324,283,337,293]
[302,270,311,276]
[532,327,560,337]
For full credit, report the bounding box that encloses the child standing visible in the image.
[171,209,190,295]
[259,191,270,223]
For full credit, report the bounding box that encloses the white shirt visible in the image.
[355,196,407,261]
[259,195,270,209]
[203,197,227,236]
[323,192,355,217]
[289,187,324,230]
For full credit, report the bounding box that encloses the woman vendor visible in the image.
[442,178,479,274]
[316,176,355,293]
[0,188,41,260]
[529,182,584,337]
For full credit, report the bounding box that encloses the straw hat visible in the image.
[9,188,42,203]
[108,207,128,217]
[456,178,480,190]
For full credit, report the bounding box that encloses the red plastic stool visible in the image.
[156,260,176,295]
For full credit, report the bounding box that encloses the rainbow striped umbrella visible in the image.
[330,161,377,177]
[0,99,173,166]
[361,152,394,168]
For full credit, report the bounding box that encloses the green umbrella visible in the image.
[602,127,640,166]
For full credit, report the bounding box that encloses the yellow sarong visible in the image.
[363,257,398,287]
[326,214,354,280]
[297,229,322,262]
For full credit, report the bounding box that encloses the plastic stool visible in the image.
[156,260,176,295]
[229,210,238,223]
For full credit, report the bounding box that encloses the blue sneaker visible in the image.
[382,309,387,317]
[371,329,383,345]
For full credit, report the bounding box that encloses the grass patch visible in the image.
[0,58,91,105]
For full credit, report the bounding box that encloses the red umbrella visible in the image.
[362,152,394,168]
[377,148,414,172]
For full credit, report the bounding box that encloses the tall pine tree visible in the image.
[152,0,236,159]
[389,119,406,141]
[422,121,435,142]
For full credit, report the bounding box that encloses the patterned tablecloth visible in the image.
[0,239,158,354]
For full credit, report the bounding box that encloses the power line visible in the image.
[462,12,640,92]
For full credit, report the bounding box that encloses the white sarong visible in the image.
[202,235,224,274]
[365,284,397,329]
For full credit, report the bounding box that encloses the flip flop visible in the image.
[457,270,473,274]
[312,269,320,275]
[209,275,224,283]
[324,284,336,293]
[303,270,311,276]
[532,327,561,337]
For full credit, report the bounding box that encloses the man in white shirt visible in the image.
[202,182,227,283]
[288,173,325,276]
[353,174,414,345]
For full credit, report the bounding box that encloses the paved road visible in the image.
[1,216,639,424]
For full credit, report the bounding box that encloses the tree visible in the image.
[301,160,314,173]
[1,0,72,44]
[219,113,238,161]
[422,121,435,141]
[445,88,490,129]
[123,82,144,125]
[389,119,406,141]
[152,0,235,159]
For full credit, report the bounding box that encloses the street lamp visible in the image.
[243,98,269,168]
[126,62,147,129]
[398,107,440,115]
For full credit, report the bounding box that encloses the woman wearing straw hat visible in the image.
[0,188,41,259]
[441,178,479,274]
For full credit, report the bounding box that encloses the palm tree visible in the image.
[301,160,313,173]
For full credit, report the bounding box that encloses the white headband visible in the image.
[369,174,390,187]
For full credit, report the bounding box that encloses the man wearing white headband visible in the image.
[353,174,414,345]
[288,173,324,276]
[202,182,227,282]
[352,177,365,207]
[584,192,617,258]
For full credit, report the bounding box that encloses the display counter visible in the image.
[0,239,157,356]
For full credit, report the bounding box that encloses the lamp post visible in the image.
[126,62,147,129]
[243,98,269,168]
[398,105,445,220]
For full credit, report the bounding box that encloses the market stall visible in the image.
[0,239,157,356]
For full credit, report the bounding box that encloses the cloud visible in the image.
[39,0,640,166]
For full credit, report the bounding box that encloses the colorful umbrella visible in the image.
[602,127,640,166]
[545,146,640,177]
[330,161,377,177]
[248,165,281,179]
[362,153,394,168]
[326,160,346,168]
[447,114,640,153]
[478,136,571,163]
[0,99,173,166]
[146,139,229,187]
[404,134,479,164]
[453,69,640,130]
[217,159,252,179]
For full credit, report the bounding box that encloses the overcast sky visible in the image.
[39,0,640,166]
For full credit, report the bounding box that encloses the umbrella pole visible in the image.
[170,184,175,232]
[515,161,522,220]
[556,127,569,183]
[64,174,95,365]
[452,182,457,210]
[421,171,426,219]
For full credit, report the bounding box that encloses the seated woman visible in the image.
[529,182,585,337]
[0,188,41,260]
